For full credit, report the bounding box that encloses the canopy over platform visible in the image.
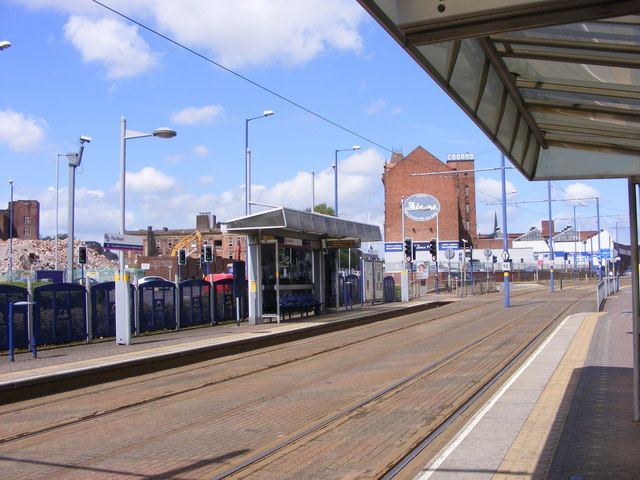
[221,207,382,242]
[358,0,640,181]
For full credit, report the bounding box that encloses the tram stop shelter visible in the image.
[355,1,640,419]
[221,207,382,324]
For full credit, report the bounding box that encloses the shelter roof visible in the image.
[221,207,383,242]
[357,1,640,181]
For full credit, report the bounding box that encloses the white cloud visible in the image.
[0,109,47,151]
[165,153,186,164]
[63,15,157,79]
[193,145,210,156]
[561,183,599,204]
[170,105,225,126]
[475,177,518,203]
[126,167,177,194]
[199,175,214,185]
[365,99,386,115]
[152,0,365,68]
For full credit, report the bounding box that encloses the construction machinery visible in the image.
[170,230,203,258]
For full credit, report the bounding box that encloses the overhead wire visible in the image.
[90,0,393,153]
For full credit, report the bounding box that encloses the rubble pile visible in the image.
[0,239,118,271]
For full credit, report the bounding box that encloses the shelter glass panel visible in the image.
[417,41,455,78]
[496,97,518,150]
[449,39,485,107]
[477,67,503,131]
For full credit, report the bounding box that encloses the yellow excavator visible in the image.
[170,230,204,257]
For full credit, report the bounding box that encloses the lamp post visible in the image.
[0,40,11,51]
[547,180,554,293]
[66,137,91,283]
[8,179,13,281]
[116,117,176,345]
[245,110,274,215]
[500,153,510,307]
[55,154,63,271]
[311,170,315,212]
[334,146,361,217]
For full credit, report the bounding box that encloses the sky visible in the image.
[0,0,632,245]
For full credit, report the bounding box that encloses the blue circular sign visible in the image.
[403,193,440,221]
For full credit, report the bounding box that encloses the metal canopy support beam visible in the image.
[500,48,640,69]
[527,101,640,120]
[628,179,640,421]
[397,0,640,46]
[491,34,640,55]
[479,37,548,149]
[545,138,640,155]
[539,123,640,141]
[517,78,640,100]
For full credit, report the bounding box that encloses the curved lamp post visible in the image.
[116,117,176,345]
[334,145,360,216]
[245,110,274,215]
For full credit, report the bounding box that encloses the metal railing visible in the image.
[596,276,620,311]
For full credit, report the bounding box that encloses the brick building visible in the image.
[0,200,40,240]
[383,146,477,246]
[126,212,246,278]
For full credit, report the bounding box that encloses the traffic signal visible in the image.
[429,238,437,260]
[404,237,414,262]
[78,246,87,264]
[204,244,213,263]
[178,248,187,265]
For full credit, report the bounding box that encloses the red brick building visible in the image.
[383,146,477,246]
[0,200,40,240]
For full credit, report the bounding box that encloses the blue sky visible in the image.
[0,1,631,244]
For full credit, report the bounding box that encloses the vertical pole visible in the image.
[401,197,408,303]
[501,153,510,308]
[436,215,439,294]
[67,163,75,283]
[116,116,131,345]
[548,180,554,292]
[8,302,14,362]
[55,155,60,271]
[245,118,249,216]
[597,197,602,281]
[628,180,639,421]
[311,171,315,212]
[8,180,13,282]
[334,149,338,216]
[573,205,577,277]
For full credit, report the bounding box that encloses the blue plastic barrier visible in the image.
[138,280,176,332]
[179,279,211,327]
[213,278,235,321]
[90,282,135,338]
[33,283,87,345]
[0,285,29,350]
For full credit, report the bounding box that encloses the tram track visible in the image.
[0,288,539,446]
[0,286,594,480]
[208,287,594,479]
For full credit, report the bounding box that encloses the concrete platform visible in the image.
[414,285,640,479]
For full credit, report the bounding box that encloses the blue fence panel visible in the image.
[90,282,135,338]
[34,283,87,345]
[0,285,29,350]
[179,279,211,327]
[213,279,235,321]
[138,280,176,332]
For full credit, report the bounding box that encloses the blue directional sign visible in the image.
[413,241,428,251]
[439,241,459,251]
[384,242,403,252]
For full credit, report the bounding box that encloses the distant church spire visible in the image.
[493,211,502,238]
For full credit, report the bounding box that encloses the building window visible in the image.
[23,228,30,236]
[465,203,470,214]
[214,240,222,247]
[228,238,234,248]
[466,221,470,231]
[465,186,469,197]
[24,216,30,224]
[228,253,233,259]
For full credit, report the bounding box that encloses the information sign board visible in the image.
[104,233,143,252]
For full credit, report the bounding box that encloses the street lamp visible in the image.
[0,40,11,51]
[334,146,361,216]
[66,137,91,283]
[245,110,274,215]
[8,179,13,281]
[116,117,176,345]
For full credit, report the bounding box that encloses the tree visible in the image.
[306,203,335,216]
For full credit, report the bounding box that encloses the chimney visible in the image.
[196,212,211,231]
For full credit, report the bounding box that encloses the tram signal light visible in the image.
[429,239,437,260]
[204,245,213,263]
[404,237,414,262]
[78,246,87,264]
[178,248,187,265]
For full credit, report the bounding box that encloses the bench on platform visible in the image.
[280,293,322,320]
